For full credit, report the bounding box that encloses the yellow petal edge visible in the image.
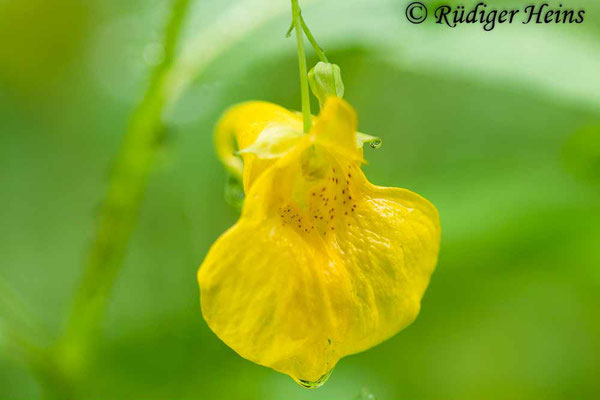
[199,97,441,385]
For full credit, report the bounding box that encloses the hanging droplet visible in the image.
[369,138,382,149]
[293,368,333,389]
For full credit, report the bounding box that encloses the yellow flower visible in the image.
[198,97,440,387]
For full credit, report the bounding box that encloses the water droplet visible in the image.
[369,138,382,149]
[293,369,333,389]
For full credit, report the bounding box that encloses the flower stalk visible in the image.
[291,0,312,133]
[299,14,328,63]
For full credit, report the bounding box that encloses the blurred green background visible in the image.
[1,0,600,399]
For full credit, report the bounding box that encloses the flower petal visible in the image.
[311,97,363,162]
[331,171,441,353]
[214,101,302,191]
[198,217,352,382]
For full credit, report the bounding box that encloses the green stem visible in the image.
[299,14,328,63]
[55,0,191,392]
[291,0,312,133]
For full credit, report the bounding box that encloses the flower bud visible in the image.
[308,62,344,108]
